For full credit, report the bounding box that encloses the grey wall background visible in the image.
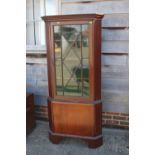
[26,0,129,113]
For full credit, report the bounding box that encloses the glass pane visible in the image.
[54,26,61,59]
[82,59,90,96]
[26,23,35,45]
[53,24,90,97]
[35,21,45,45]
[63,60,81,96]
[55,60,63,95]
[82,25,89,58]
[64,78,82,97]
[34,0,45,20]
[62,25,81,96]
[26,0,33,21]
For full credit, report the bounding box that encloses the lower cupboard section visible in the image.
[34,105,129,129]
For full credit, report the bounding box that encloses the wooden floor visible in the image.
[26,121,129,155]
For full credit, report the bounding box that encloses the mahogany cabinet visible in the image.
[26,93,36,134]
[42,14,104,148]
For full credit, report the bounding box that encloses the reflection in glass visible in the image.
[53,24,90,97]
[54,26,61,59]
[55,60,63,95]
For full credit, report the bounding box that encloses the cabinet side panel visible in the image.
[94,19,102,100]
[94,103,102,136]
[48,101,53,131]
[45,22,53,97]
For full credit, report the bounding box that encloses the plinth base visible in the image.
[49,131,103,149]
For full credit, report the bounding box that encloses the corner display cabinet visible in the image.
[42,14,104,148]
